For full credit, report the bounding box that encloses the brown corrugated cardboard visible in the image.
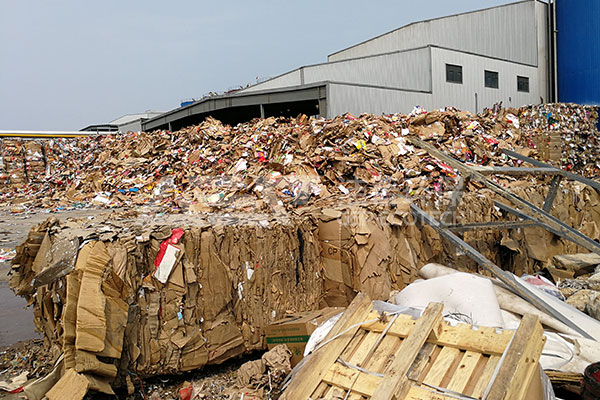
[266,307,343,366]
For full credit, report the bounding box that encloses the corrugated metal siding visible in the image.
[327,83,431,117]
[240,70,302,93]
[304,48,431,91]
[430,47,541,112]
[329,1,538,66]
[535,1,550,102]
[557,0,600,105]
[326,48,543,118]
[118,120,142,133]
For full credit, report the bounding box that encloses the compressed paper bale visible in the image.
[75,242,112,353]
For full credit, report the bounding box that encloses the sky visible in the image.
[1,0,514,131]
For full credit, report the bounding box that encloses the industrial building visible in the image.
[81,110,164,133]
[143,0,597,132]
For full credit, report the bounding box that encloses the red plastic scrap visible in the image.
[154,228,185,269]
[178,385,193,400]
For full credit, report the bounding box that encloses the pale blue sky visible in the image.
[1,0,513,130]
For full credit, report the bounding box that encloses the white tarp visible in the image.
[393,271,505,328]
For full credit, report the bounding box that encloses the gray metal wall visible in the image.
[242,47,432,93]
[326,47,544,117]
[327,83,430,117]
[118,119,143,133]
[328,0,539,66]
[429,47,542,112]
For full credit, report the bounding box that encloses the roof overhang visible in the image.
[143,82,328,131]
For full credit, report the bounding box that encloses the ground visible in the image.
[0,339,276,400]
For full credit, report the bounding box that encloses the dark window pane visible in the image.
[517,76,529,92]
[446,64,463,84]
[485,70,499,89]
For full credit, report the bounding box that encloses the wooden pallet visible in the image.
[281,293,546,400]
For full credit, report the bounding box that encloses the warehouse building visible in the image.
[81,110,164,133]
[143,0,592,131]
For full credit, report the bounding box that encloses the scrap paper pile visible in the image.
[0,103,597,213]
[8,176,600,396]
[519,103,600,173]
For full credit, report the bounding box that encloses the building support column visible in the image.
[318,98,327,118]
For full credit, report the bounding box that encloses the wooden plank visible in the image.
[322,386,340,399]
[341,329,390,398]
[407,343,439,383]
[422,347,461,387]
[281,293,373,400]
[312,382,331,399]
[446,351,483,393]
[364,335,402,374]
[348,330,383,366]
[435,325,511,356]
[404,385,461,400]
[461,353,489,397]
[371,303,443,400]
[340,328,368,362]
[322,363,383,397]
[364,317,512,355]
[503,325,546,400]
[523,364,544,400]
[348,394,363,400]
[438,350,464,389]
[486,315,545,400]
[471,355,500,399]
[362,312,415,334]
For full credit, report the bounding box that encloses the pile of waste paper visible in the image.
[0,103,597,213]
[6,176,600,398]
[519,103,600,174]
[2,103,600,399]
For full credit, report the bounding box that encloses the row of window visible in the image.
[445,64,530,93]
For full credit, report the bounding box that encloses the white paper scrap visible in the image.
[154,244,180,283]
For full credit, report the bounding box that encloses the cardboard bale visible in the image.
[10,213,324,382]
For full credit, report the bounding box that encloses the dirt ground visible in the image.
[0,339,279,400]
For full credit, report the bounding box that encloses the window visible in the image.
[446,64,463,84]
[485,70,499,89]
[517,76,529,92]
